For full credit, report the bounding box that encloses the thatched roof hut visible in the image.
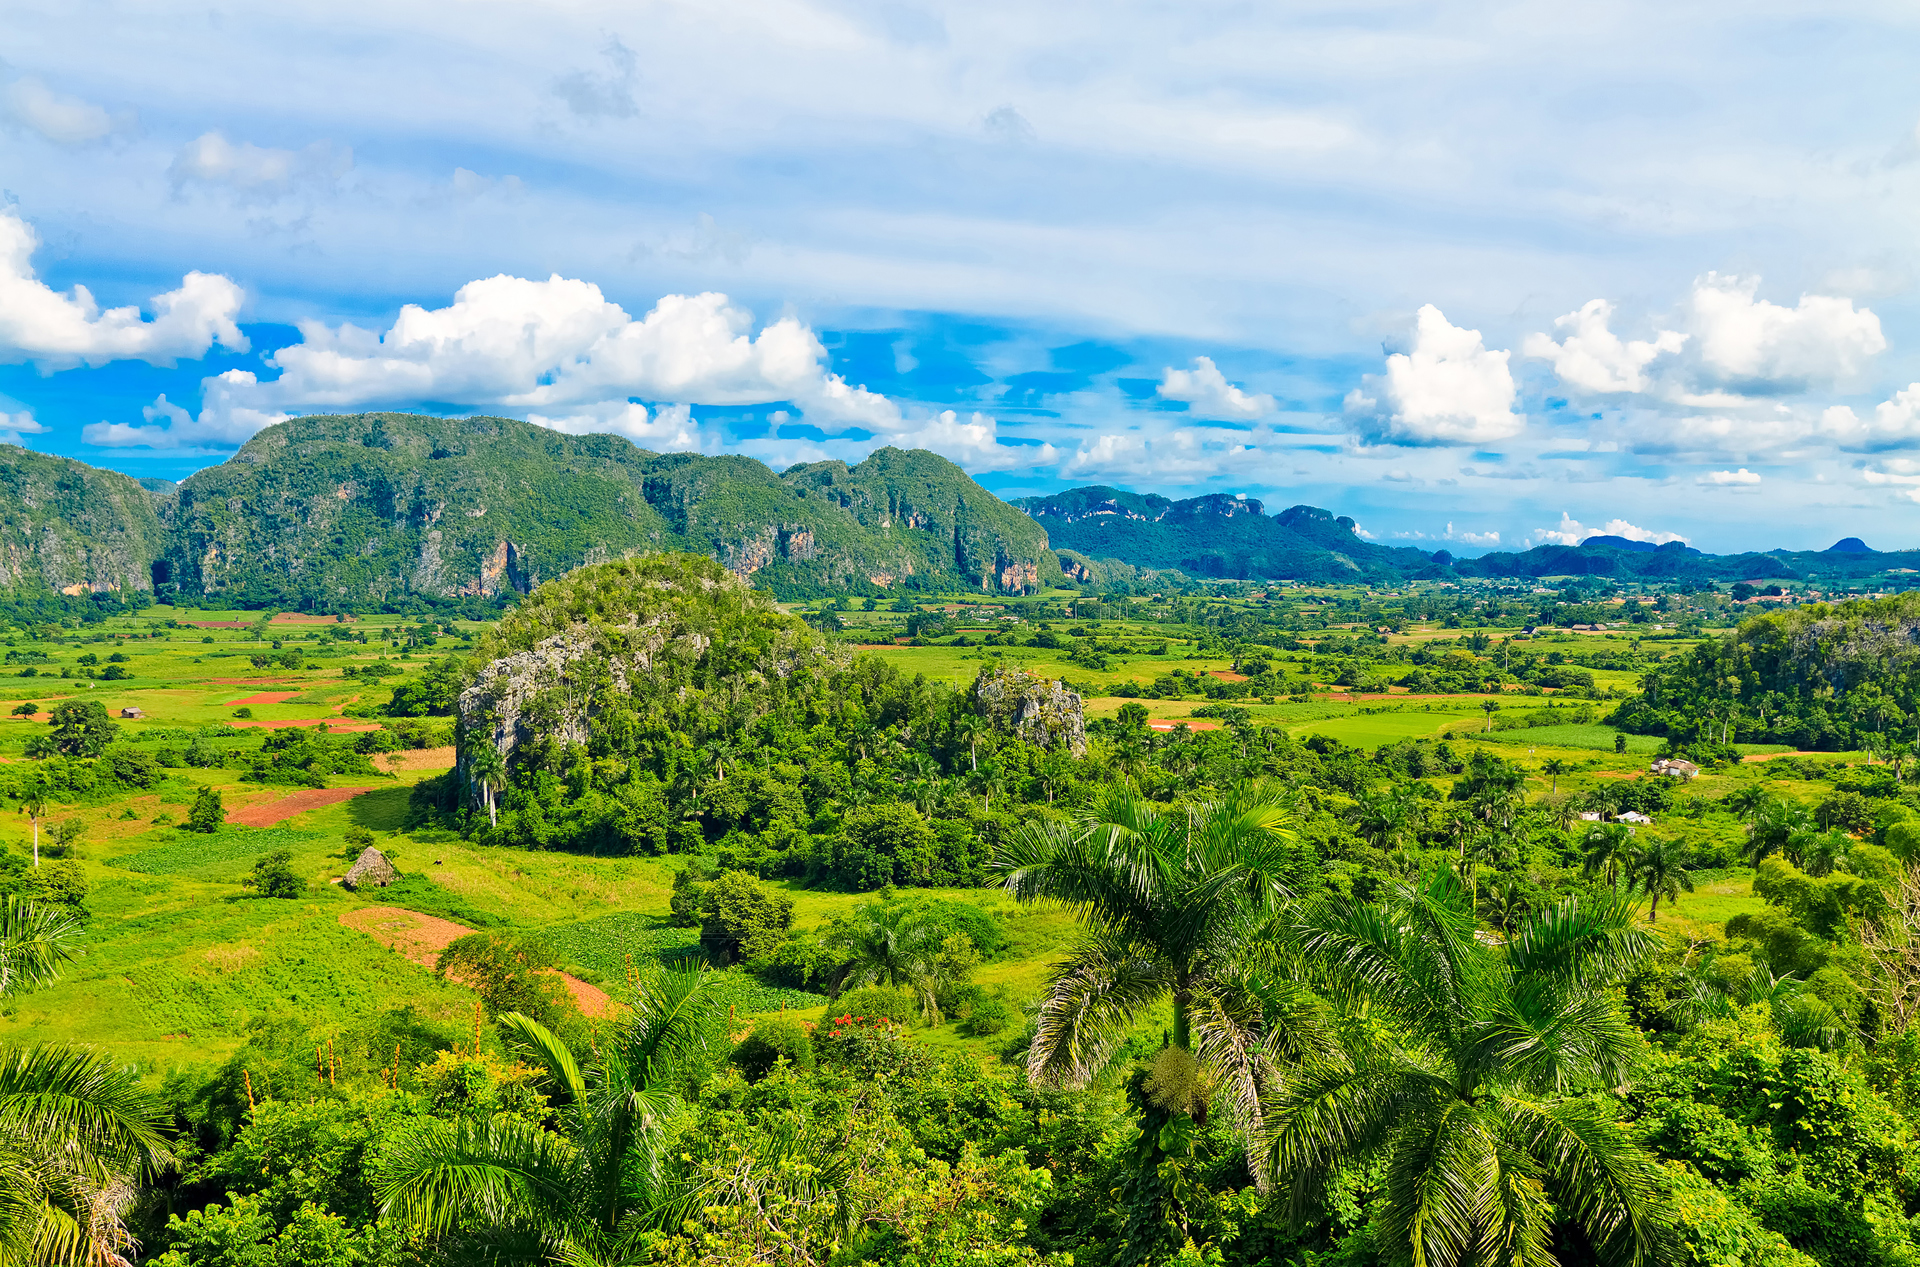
[343,846,400,890]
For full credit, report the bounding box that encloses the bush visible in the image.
[959,990,1015,1037]
[244,849,303,899]
[187,786,225,834]
[698,870,793,965]
[832,984,919,1027]
[730,1015,816,1081]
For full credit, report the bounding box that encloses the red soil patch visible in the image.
[341,906,614,1017]
[226,785,381,827]
[1743,751,1823,763]
[1207,670,1249,682]
[1150,719,1221,732]
[226,717,381,732]
[227,691,299,706]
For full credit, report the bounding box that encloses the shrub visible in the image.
[959,990,1015,1038]
[187,786,225,834]
[730,1016,816,1081]
[832,984,918,1027]
[244,849,303,899]
[232,707,253,719]
[698,870,793,965]
[815,1012,931,1081]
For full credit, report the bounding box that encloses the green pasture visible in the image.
[1285,709,1482,746]
[1477,724,1665,754]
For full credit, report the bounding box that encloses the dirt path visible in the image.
[340,906,615,1017]
[227,786,382,827]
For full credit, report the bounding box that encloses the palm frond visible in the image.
[1378,1099,1489,1267]
[992,815,1166,943]
[1478,983,1646,1094]
[1502,1095,1661,1267]
[1262,1056,1450,1219]
[1188,969,1335,1192]
[1027,934,1171,1088]
[0,1045,171,1182]
[0,899,80,1000]
[497,1013,587,1103]
[1506,893,1655,989]
[376,1114,580,1238]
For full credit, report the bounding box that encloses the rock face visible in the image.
[0,447,166,595]
[453,555,844,813]
[151,414,1058,604]
[973,666,1087,757]
[343,846,400,889]
[456,615,684,794]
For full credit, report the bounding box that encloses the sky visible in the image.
[4,1,1920,555]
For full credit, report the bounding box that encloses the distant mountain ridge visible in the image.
[7,431,1918,607]
[3,414,1059,607]
[1014,485,1445,584]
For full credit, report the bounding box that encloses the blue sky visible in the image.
[5,1,1920,554]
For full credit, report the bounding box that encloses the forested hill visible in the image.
[0,446,166,597]
[4,414,1060,607]
[1014,485,1446,583]
[1615,591,1920,750]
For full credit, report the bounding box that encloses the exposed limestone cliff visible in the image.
[973,665,1087,757]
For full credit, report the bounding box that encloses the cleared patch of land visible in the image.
[341,906,614,1017]
[228,787,382,828]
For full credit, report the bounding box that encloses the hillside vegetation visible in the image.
[1618,592,1920,750]
[4,568,1920,1267]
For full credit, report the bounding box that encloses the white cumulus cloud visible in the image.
[1522,299,1686,393]
[0,211,247,370]
[1344,305,1521,445]
[1156,356,1275,420]
[3,77,135,145]
[0,409,49,446]
[1531,512,1688,547]
[83,273,967,460]
[1818,384,1920,451]
[1700,468,1762,484]
[1060,429,1256,480]
[1683,273,1885,391]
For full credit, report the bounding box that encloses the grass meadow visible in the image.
[0,605,1766,1077]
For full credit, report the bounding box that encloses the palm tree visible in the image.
[1349,787,1413,854]
[1625,836,1694,921]
[0,897,172,1265]
[1540,758,1567,794]
[1481,698,1500,732]
[1723,783,1769,825]
[1581,822,1635,892]
[14,787,47,870]
[823,903,953,1024]
[465,743,506,829]
[379,964,722,1262]
[1748,797,1811,869]
[993,781,1311,1173]
[1266,872,1662,1267]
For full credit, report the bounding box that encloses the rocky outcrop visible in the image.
[973,666,1087,757]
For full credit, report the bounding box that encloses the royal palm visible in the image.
[1267,873,1661,1267]
[993,780,1303,1162]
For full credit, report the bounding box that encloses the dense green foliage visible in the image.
[145,415,1058,607]
[1619,594,1920,751]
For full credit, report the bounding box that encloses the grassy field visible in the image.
[1477,724,1666,754]
[0,602,1772,1075]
